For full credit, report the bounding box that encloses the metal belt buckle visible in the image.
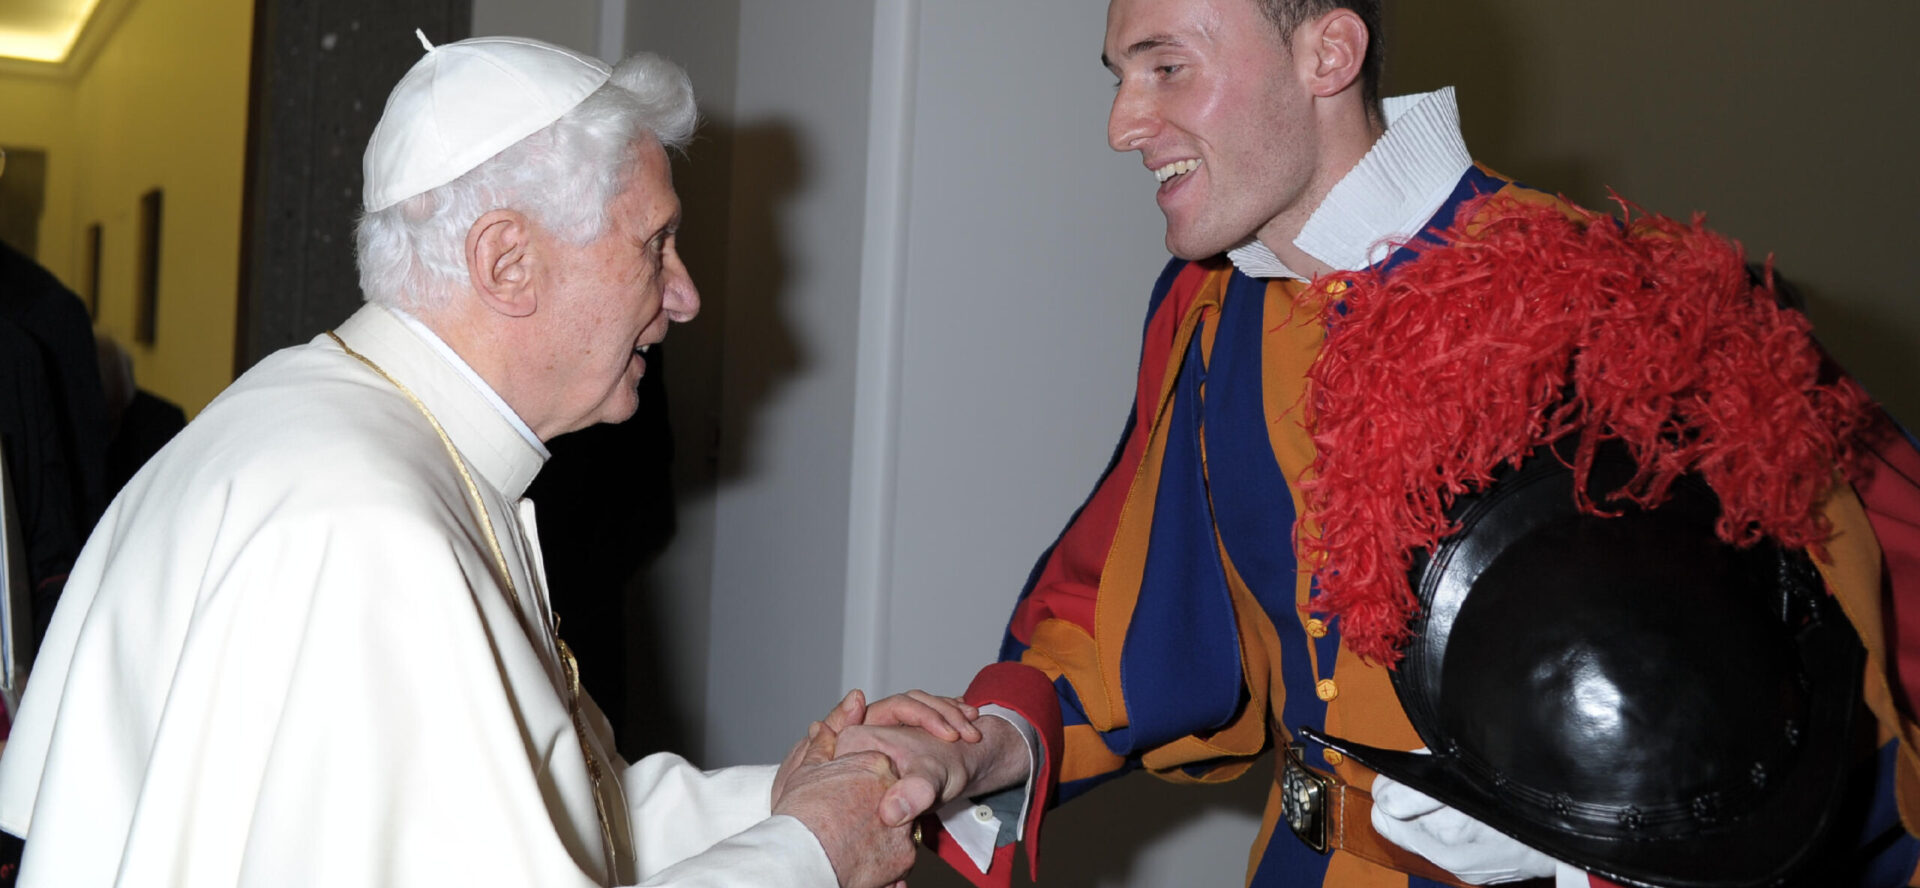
[1283,744,1334,853]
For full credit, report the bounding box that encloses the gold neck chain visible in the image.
[327,331,621,881]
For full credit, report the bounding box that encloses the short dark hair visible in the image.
[1254,0,1384,124]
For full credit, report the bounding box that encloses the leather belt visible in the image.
[1280,743,1476,888]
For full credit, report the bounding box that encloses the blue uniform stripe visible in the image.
[1204,270,1338,740]
[1118,320,1245,751]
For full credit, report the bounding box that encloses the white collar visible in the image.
[333,305,550,499]
[1227,87,1473,280]
[387,306,550,459]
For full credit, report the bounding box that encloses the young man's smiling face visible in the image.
[1104,0,1328,260]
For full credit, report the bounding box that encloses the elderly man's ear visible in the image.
[466,209,540,318]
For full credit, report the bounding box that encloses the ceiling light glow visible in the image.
[0,0,107,64]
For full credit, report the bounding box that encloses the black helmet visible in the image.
[1301,439,1865,888]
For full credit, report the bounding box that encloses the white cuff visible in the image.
[935,796,1001,874]
[934,706,1039,874]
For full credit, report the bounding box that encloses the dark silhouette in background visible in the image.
[527,348,682,762]
[0,242,109,655]
[93,336,187,499]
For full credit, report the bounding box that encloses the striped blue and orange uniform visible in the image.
[947,166,1920,888]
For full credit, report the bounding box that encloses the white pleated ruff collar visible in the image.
[1227,87,1474,280]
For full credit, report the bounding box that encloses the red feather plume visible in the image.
[1297,195,1876,666]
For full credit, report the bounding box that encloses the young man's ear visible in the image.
[466,209,539,318]
[1300,8,1368,99]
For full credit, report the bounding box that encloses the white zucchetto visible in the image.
[361,32,610,212]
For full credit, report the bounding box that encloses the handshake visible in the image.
[767,690,1031,888]
[762,693,1576,888]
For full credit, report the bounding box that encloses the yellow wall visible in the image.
[0,0,253,416]
[0,76,79,283]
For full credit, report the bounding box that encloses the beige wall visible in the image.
[0,0,253,416]
[1386,0,1920,425]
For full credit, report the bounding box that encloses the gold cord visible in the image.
[327,330,621,881]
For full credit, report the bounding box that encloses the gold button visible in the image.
[1304,618,1327,639]
[1315,679,1338,701]
[1325,280,1348,295]
[1323,749,1345,766]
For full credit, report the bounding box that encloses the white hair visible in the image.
[354,52,698,313]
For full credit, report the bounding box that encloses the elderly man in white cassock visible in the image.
[0,34,969,888]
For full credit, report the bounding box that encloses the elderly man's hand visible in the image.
[771,715,915,888]
[771,691,865,807]
[833,725,970,827]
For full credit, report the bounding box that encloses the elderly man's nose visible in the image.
[665,272,700,322]
[655,243,700,322]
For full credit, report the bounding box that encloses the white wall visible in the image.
[698,0,881,768]
[470,0,600,58]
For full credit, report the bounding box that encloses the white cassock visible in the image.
[0,304,836,887]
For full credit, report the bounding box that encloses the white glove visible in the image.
[1369,769,1560,885]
